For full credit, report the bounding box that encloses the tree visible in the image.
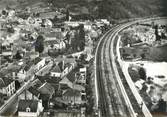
[141,53,146,59]
[155,25,161,41]
[72,30,79,51]
[139,67,147,80]
[7,26,15,33]
[66,9,70,21]
[78,24,85,51]
[65,31,71,48]
[15,51,22,60]
[35,35,45,54]
[2,10,7,15]
[15,80,21,90]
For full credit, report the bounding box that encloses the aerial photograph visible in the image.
[0,0,167,117]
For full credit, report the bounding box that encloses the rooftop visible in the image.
[66,67,79,83]
[38,82,55,96]
[23,60,34,72]
[0,77,14,88]
[28,87,40,98]
[50,65,62,73]
[18,100,38,112]
[34,57,42,65]
[63,88,81,97]
[37,75,61,85]
[45,31,63,40]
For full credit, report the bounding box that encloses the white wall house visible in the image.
[18,62,35,81]
[34,58,46,71]
[0,78,16,96]
[18,100,44,117]
[50,72,61,77]
[62,89,82,105]
[18,58,45,81]
[54,41,66,50]
[61,62,77,78]
[50,60,77,78]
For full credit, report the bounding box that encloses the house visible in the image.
[81,107,86,117]
[120,46,150,60]
[76,67,87,85]
[59,77,73,90]
[1,39,13,49]
[36,75,61,91]
[34,57,46,72]
[28,87,41,99]
[79,67,87,76]
[29,79,55,109]
[58,40,66,50]
[39,12,57,19]
[44,19,53,28]
[45,31,63,40]
[24,51,39,60]
[0,93,6,106]
[18,57,46,80]
[19,89,40,101]
[37,82,55,97]
[18,60,35,81]
[49,60,77,78]
[0,77,15,96]
[61,62,77,78]
[45,39,66,50]
[64,21,80,27]
[59,77,85,92]
[44,34,66,50]
[39,94,51,110]
[76,74,86,86]
[50,65,62,78]
[2,50,12,56]
[18,100,43,117]
[62,88,84,105]
[30,78,55,97]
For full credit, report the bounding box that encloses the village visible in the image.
[0,3,110,117]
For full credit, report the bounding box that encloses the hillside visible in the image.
[0,0,167,20]
[48,0,167,19]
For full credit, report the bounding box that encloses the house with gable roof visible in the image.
[44,31,66,50]
[62,88,83,105]
[50,64,62,78]
[18,57,46,81]
[18,100,43,117]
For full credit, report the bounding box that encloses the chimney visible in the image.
[12,72,15,79]
[32,93,34,100]
[62,60,65,70]
[25,90,27,100]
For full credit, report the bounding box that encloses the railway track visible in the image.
[95,22,145,117]
[96,28,113,117]
[102,28,131,117]
[96,26,131,117]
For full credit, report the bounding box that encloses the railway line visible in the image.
[95,17,167,117]
[95,21,148,117]
[95,25,132,117]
